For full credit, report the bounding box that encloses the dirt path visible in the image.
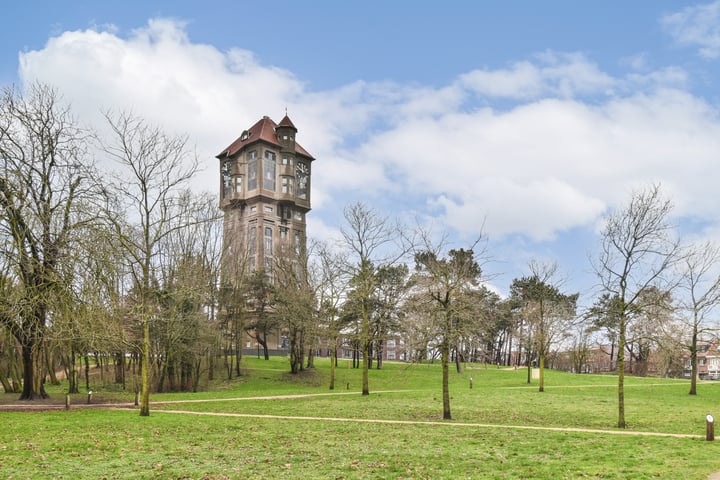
[0,389,703,439]
[146,407,701,439]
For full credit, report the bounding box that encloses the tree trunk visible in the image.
[538,352,545,392]
[84,355,90,391]
[257,330,269,361]
[329,343,336,390]
[617,316,626,428]
[289,328,301,374]
[67,347,79,394]
[455,344,463,374]
[19,341,48,400]
[45,342,59,385]
[140,319,151,416]
[115,352,125,388]
[362,338,370,396]
[0,365,12,393]
[234,317,242,376]
[689,328,698,395]
[8,345,22,393]
[306,346,314,369]
[441,339,451,420]
[376,341,383,370]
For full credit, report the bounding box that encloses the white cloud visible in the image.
[19,19,306,192]
[661,1,720,59]
[16,18,720,247]
[458,52,616,100]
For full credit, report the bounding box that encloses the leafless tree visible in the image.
[272,243,317,374]
[593,184,679,428]
[0,84,97,400]
[314,241,350,389]
[677,241,720,394]
[339,202,409,396]
[99,111,199,416]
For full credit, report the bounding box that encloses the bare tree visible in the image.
[339,202,408,396]
[154,192,220,392]
[218,226,251,380]
[677,241,720,394]
[0,84,96,400]
[99,111,199,416]
[273,243,317,374]
[593,184,679,428]
[314,242,350,389]
[625,286,674,376]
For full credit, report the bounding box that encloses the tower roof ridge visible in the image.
[217,115,314,159]
[277,114,297,131]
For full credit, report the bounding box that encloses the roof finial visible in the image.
[285,106,288,116]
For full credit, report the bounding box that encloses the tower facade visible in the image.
[217,115,314,278]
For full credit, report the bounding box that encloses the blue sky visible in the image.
[4,1,720,299]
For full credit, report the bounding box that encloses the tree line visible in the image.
[1,84,718,427]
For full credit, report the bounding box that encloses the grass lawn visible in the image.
[2,357,720,479]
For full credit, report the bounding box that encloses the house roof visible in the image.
[216,115,313,160]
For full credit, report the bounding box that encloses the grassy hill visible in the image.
[2,357,719,479]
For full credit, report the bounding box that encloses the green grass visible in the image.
[3,357,720,479]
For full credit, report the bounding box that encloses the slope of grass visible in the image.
[3,357,720,479]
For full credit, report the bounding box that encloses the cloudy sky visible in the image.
[3,1,720,298]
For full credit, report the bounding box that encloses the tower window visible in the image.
[281,176,294,194]
[235,176,243,194]
[282,157,293,166]
[264,226,273,254]
[221,159,233,198]
[296,162,308,200]
[263,151,276,191]
[249,226,257,256]
[248,151,258,190]
[294,231,301,254]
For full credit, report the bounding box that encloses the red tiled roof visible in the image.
[216,115,313,159]
[277,114,297,130]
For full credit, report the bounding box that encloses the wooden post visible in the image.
[65,394,70,410]
[87,391,92,404]
[707,414,715,441]
[469,377,473,389]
